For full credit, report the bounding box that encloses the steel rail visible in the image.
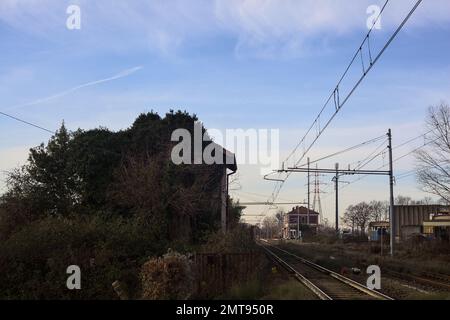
[260,241,394,300]
[258,242,331,300]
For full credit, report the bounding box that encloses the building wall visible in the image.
[282,213,320,239]
[286,214,319,225]
[394,205,448,239]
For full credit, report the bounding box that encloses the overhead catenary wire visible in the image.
[334,129,436,188]
[393,129,433,149]
[353,138,388,170]
[294,134,386,169]
[342,129,438,186]
[340,135,441,191]
[282,0,390,166]
[231,190,298,203]
[263,0,424,215]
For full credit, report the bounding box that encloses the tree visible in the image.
[354,202,372,235]
[228,198,245,229]
[343,202,374,235]
[369,200,389,221]
[261,216,278,239]
[275,209,284,226]
[395,195,412,205]
[1,111,233,244]
[415,103,450,203]
[5,123,81,216]
[343,205,357,234]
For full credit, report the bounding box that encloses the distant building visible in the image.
[394,205,449,241]
[368,221,389,242]
[368,205,450,242]
[282,206,320,239]
[423,213,450,241]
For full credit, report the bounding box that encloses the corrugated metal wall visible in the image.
[394,205,444,238]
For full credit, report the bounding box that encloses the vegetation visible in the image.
[342,200,388,235]
[0,110,242,299]
[140,250,195,300]
[415,102,450,203]
[342,194,441,236]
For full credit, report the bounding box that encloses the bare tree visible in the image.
[343,205,357,234]
[369,200,389,221]
[344,201,382,235]
[395,195,412,205]
[354,202,372,235]
[261,216,279,239]
[422,196,433,205]
[415,103,450,203]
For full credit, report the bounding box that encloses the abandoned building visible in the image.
[172,142,237,241]
[282,206,320,239]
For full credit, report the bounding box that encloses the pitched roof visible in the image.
[288,206,320,216]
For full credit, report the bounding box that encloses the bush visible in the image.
[0,214,164,299]
[200,225,257,254]
[140,250,195,300]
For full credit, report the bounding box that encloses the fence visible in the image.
[194,252,263,298]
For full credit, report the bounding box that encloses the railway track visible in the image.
[385,269,450,292]
[259,241,394,300]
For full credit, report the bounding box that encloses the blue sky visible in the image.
[1,0,450,224]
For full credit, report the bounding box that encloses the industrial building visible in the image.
[423,214,450,241]
[394,205,449,241]
[282,206,320,239]
[369,205,450,242]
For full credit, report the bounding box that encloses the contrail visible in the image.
[5,66,143,111]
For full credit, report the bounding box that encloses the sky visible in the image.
[1,0,450,225]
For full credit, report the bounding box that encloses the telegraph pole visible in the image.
[334,163,339,233]
[276,152,392,240]
[388,129,395,256]
[307,157,311,225]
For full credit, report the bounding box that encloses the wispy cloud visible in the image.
[5,66,143,111]
[1,0,449,58]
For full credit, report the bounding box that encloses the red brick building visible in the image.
[283,206,320,239]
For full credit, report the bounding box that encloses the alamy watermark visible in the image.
[367,5,382,30]
[366,265,381,290]
[66,5,81,30]
[66,265,81,290]
[171,122,279,175]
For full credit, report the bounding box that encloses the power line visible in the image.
[393,129,433,149]
[231,190,298,203]
[396,170,417,181]
[396,160,450,181]
[353,139,388,170]
[294,135,386,168]
[340,135,440,190]
[0,111,54,134]
[393,136,440,163]
[282,0,390,167]
[264,0,423,212]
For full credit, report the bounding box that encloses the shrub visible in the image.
[201,225,257,254]
[0,214,164,299]
[140,250,195,300]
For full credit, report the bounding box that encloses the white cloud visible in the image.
[1,0,449,58]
